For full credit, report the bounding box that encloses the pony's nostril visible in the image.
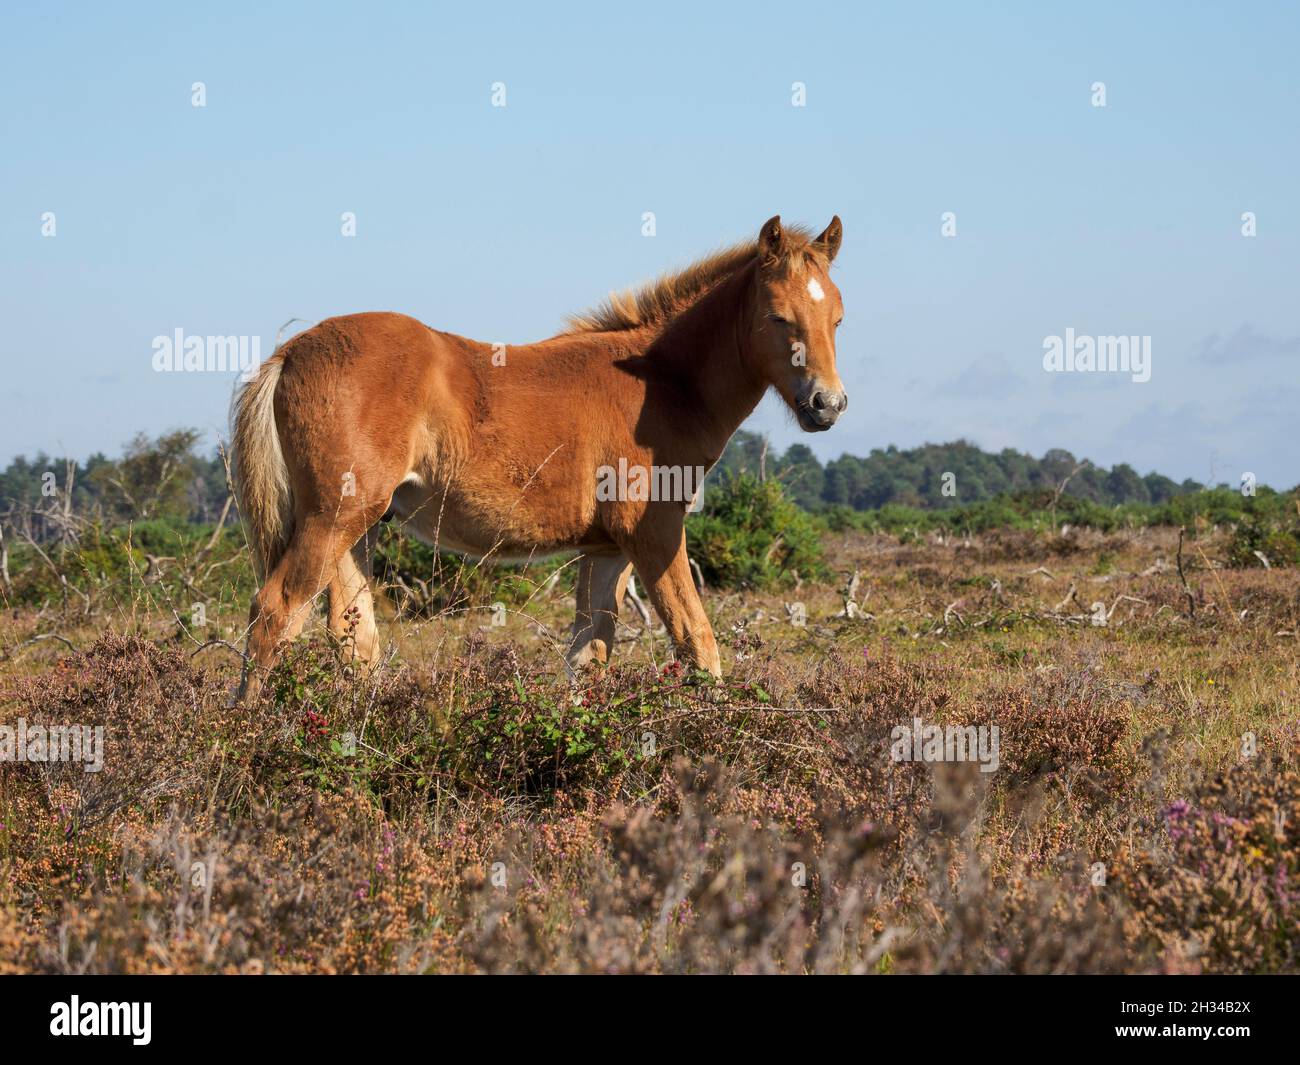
[811,391,827,411]
[837,392,848,412]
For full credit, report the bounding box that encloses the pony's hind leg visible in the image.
[566,553,633,676]
[239,517,365,702]
[327,530,381,671]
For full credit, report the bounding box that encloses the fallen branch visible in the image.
[1053,583,1079,612]
[4,632,80,658]
[688,557,706,594]
[624,574,652,625]
[189,638,249,662]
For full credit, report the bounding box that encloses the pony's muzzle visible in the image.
[812,388,847,416]
[799,386,847,430]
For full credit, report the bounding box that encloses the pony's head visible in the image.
[746,215,847,432]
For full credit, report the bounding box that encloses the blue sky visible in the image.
[2,1,1297,486]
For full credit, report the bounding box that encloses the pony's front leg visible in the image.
[626,527,721,678]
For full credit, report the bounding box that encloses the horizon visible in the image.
[5,429,1292,496]
[2,1,1297,485]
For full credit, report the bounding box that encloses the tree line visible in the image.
[713,431,1223,511]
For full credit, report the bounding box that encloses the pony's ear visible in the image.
[758,215,784,261]
[813,215,843,262]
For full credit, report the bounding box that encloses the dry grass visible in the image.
[1,524,1297,972]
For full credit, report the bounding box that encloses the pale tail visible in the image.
[231,356,291,580]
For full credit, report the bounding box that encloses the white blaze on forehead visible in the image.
[807,278,826,302]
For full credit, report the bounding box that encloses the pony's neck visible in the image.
[643,263,767,463]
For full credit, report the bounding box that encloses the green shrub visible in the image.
[1226,504,1300,568]
[688,472,826,589]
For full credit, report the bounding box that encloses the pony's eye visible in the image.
[769,314,791,326]
[834,318,843,328]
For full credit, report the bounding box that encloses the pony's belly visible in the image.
[387,480,606,559]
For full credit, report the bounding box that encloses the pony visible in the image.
[231,215,847,702]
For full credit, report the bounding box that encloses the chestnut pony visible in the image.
[232,215,847,702]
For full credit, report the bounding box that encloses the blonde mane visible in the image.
[565,224,823,334]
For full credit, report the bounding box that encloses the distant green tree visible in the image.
[776,443,825,510]
[1105,463,1150,505]
[86,429,206,522]
[821,455,865,507]
[712,429,769,479]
